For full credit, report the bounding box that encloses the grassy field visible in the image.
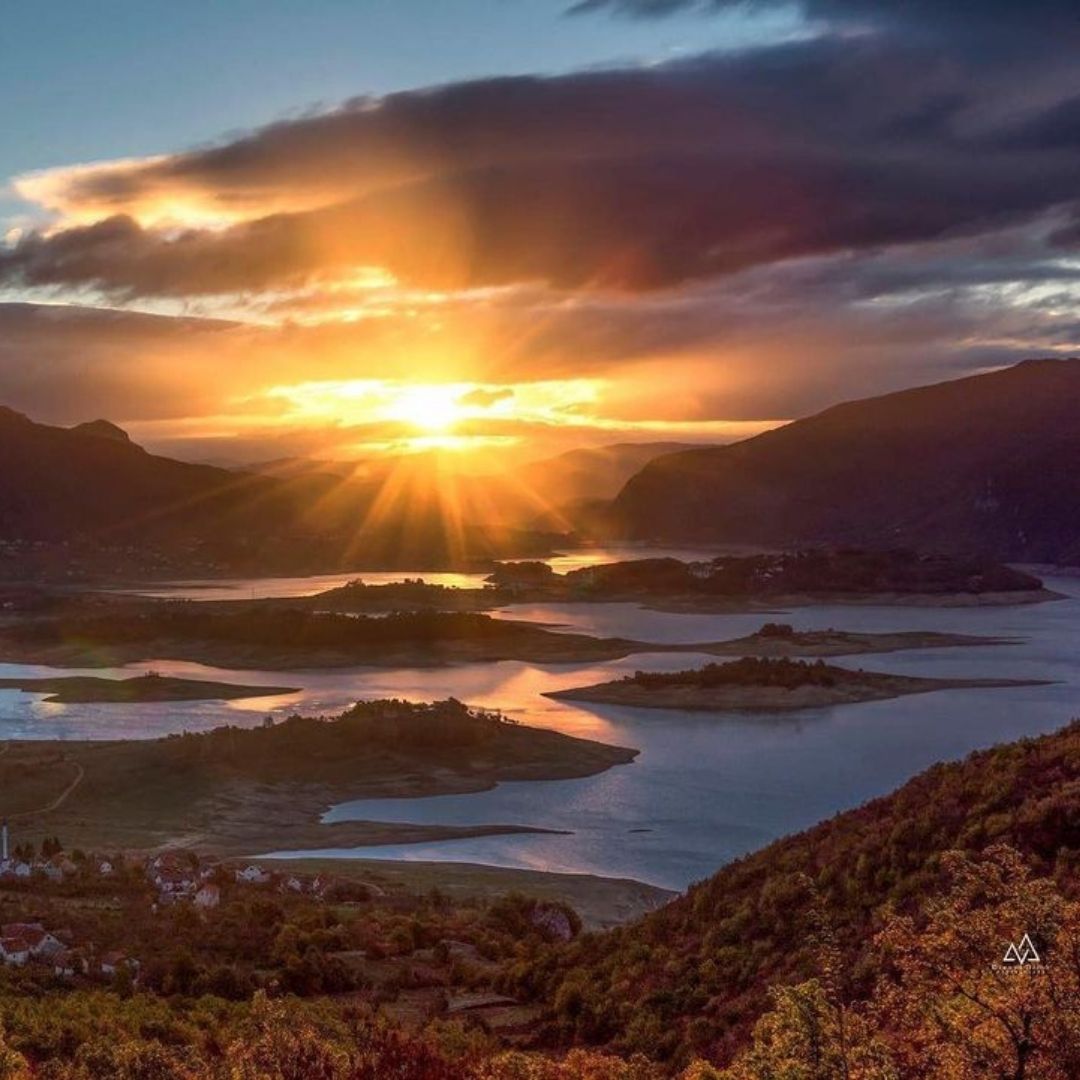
[257,858,674,929]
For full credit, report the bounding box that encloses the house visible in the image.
[155,869,195,895]
[52,949,83,978]
[0,936,30,965]
[0,935,30,966]
[147,851,205,897]
[150,851,198,876]
[235,864,271,885]
[0,923,64,959]
[36,935,68,962]
[50,854,77,877]
[194,883,220,909]
[100,950,138,977]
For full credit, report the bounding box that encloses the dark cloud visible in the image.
[4,28,1079,300]
[569,0,1080,35]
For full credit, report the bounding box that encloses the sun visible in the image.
[387,385,463,433]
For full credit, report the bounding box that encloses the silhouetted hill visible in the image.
[69,418,133,443]
[532,718,1080,1066]
[0,410,559,576]
[518,442,700,503]
[612,359,1080,564]
[0,406,291,542]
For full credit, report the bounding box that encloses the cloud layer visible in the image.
[5,9,1079,302]
[1,0,1078,461]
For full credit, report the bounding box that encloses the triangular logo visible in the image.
[1003,933,1041,965]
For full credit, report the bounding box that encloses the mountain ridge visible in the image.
[611,358,1080,564]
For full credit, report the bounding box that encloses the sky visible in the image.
[1,0,1078,465]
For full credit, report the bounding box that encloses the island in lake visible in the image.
[678,621,1016,657]
[0,672,299,703]
[0,607,1016,672]
[548,656,1046,712]
[0,698,636,855]
[303,548,1058,616]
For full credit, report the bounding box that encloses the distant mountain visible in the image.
[534,718,1080,1066]
[612,359,1080,564]
[247,441,703,529]
[69,418,133,444]
[517,442,701,505]
[0,410,559,577]
[469,442,705,529]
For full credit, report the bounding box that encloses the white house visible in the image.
[52,950,82,978]
[0,936,30,966]
[100,951,138,977]
[235,865,271,885]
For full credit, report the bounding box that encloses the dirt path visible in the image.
[9,759,85,821]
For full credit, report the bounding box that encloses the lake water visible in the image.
[4,571,1079,891]
[108,544,729,601]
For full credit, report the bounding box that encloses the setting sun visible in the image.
[386,385,463,433]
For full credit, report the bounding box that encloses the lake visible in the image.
[107,544,731,601]
[3,570,1078,891]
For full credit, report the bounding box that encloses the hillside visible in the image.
[528,718,1080,1067]
[612,359,1080,563]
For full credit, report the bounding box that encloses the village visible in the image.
[0,817,573,1040]
[0,818,365,982]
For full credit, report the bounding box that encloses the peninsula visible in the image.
[0,608,1015,672]
[0,672,298,703]
[0,698,637,855]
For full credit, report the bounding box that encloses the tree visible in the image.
[720,846,1080,1080]
[0,1025,28,1080]
[873,845,1080,1079]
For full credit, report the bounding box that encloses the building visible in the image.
[194,883,220,909]
[0,923,64,959]
[0,935,30,966]
[100,950,138,978]
[235,864,271,885]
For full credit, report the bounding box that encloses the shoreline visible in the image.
[637,586,1064,614]
[0,625,1022,674]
